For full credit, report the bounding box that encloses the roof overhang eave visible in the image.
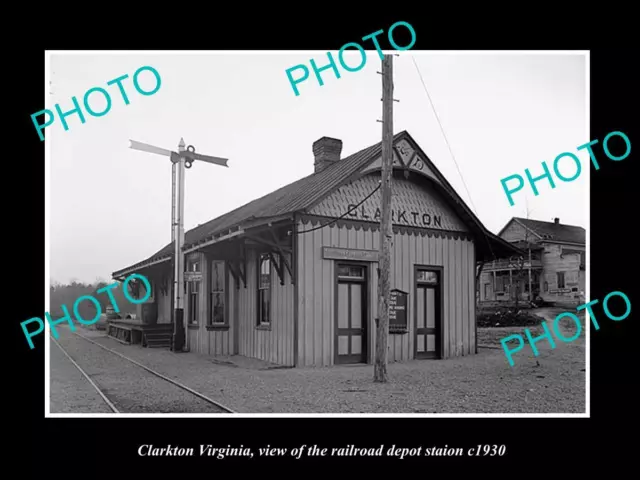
[111,255,172,280]
[182,214,295,254]
[477,232,526,263]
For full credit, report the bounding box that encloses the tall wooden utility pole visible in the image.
[129,138,229,352]
[374,54,394,383]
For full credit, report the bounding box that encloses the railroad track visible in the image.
[52,335,120,413]
[51,331,236,414]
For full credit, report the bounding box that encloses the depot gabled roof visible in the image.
[112,131,521,278]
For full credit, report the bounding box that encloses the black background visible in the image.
[11,11,636,473]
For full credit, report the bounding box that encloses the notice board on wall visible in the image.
[389,289,408,328]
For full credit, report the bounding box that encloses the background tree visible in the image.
[509,254,527,309]
[509,200,535,309]
[49,278,136,321]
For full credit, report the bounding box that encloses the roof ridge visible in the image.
[518,217,585,229]
[113,133,403,275]
[112,129,524,277]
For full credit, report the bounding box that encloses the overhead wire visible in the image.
[297,57,505,268]
[410,55,498,263]
[295,183,381,234]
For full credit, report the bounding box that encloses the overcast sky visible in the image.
[48,52,587,284]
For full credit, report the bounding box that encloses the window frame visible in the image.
[557,271,565,289]
[257,253,272,328]
[208,260,229,330]
[187,279,199,325]
[187,258,200,326]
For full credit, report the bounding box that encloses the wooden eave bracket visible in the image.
[226,242,248,289]
[269,252,285,286]
[245,232,292,253]
[268,229,294,284]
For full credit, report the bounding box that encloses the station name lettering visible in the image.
[346,205,442,228]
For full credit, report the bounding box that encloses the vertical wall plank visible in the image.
[461,240,469,355]
[322,226,332,366]
[455,240,463,356]
[408,234,416,360]
[313,228,323,366]
[370,229,379,360]
[292,217,475,365]
[303,224,314,366]
[400,234,409,360]
[470,241,476,354]
[448,240,454,358]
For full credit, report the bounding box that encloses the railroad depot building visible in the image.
[112,131,519,367]
[478,217,586,306]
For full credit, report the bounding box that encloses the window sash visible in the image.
[209,292,225,324]
[416,270,438,284]
[337,265,364,279]
[258,290,271,324]
[209,261,226,325]
[258,254,271,325]
[189,290,198,324]
[211,261,225,293]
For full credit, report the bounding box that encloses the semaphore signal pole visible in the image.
[175,139,187,352]
[374,54,394,383]
[129,138,229,352]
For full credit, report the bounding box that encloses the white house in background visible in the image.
[479,217,585,306]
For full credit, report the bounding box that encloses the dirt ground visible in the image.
[478,307,585,347]
[49,337,113,413]
[59,318,586,414]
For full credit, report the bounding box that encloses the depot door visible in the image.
[414,267,442,359]
[335,263,368,365]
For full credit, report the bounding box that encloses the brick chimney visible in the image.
[554,217,560,224]
[313,137,342,173]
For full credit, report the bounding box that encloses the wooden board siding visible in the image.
[540,243,585,303]
[500,220,539,243]
[236,249,295,366]
[184,252,236,357]
[296,172,476,366]
[310,174,469,233]
[156,279,172,324]
[154,248,293,363]
[142,269,172,324]
[296,223,476,367]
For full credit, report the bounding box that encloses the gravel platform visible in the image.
[53,328,227,414]
[62,324,585,414]
[49,338,114,413]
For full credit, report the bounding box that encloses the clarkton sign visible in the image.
[346,205,442,228]
[309,175,468,231]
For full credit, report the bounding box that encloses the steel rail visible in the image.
[69,330,236,414]
[51,336,120,413]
